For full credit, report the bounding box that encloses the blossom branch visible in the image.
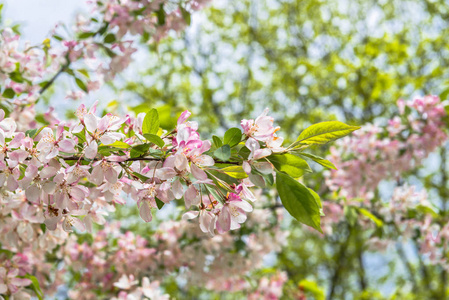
[60,155,240,165]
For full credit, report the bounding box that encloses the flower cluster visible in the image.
[0,100,289,238]
[0,0,210,121]
[325,95,447,202]
[60,200,286,299]
[0,1,361,298]
[319,95,449,270]
[0,94,311,298]
[0,189,287,299]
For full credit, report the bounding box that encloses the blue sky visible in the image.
[3,0,85,42]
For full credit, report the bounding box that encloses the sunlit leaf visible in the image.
[296,121,360,145]
[142,109,160,135]
[276,171,322,233]
[268,153,312,178]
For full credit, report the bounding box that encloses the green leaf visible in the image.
[180,6,191,26]
[103,33,116,43]
[223,127,242,147]
[75,77,88,93]
[10,71,25,83]
[296,121,360,145]
[238,146,251,160]
[344,206,358,226]
[25,129,38,138]
[0,248,14,259]
[143,133,165,148]
[98,23,109,35]
[24,274,44,300]
[212,135,223,148]
[142,109,160,135]
[268,153,312,178]
[65,69,75,76]
[106,141,131,149]
[40,223,46,233]
[299,280,325,300]
[130,144,151,158]
[74,131,87,144]
[214,144,231,161]
[308,188,322,208]
[77,68,90,78]
[132,172,150,182]
[358,208,383,227]
[221,166,248,179]
[299,152,337,170]
[25,126,47,139]
[2,88,15,99]
[156,197,165,209]
[78,31,95,39]
[156,5,166,26]
[308,188,324,216]
[53,35,64,41]
[205,184,224,203]
[104,47,116,58]
[276,171,322,233]
[415,204,439,218]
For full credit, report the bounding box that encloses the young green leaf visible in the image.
[298,280,325,300]
[214,144,231,161]
[103,33,116,43]
[142,109,160,135]
[2,88,15,99]
[73,131,87,144]
[75,77,88,93]
[25,126,48,140]
[156,197,165,209]
[268,153,312,178]
[212,135,223,148]
[296,121,360,145]
[24,274,44,300]
[223,127,242,147]
[130,144,151,158]
[238,146,251,160]
[106,140,131,149]
[414,204,439,218]
[156,5,166,25]
[308,188,324,216]
[132,171,150,182]
[276,171,322,233]
[299,152,337,170]
[180,6,191,25]
[78,31,95,39]
[358,208,383,227]
[143,133,165,148]
[220,166,248,179]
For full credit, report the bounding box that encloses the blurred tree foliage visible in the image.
[120,0,449,299]
[124,0,449,139]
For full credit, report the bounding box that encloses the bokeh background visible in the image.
[3,0,449,299]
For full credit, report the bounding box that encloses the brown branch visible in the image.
[327,224,352,300]
[60,155,240,165]
[38,62,70,95]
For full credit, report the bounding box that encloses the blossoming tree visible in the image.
[112,0,449,298]
[0,1,363,299]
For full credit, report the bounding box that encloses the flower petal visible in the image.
[182,211,199,220]
[139,201,152,222]
[190,163,207,181]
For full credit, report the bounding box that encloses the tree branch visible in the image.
[38,62,70,95]
[60,155,240,165]
[327,224,352,300]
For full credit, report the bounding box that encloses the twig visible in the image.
[38,62,70,95]
[60,155,240,165]
[327,224,352,300]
